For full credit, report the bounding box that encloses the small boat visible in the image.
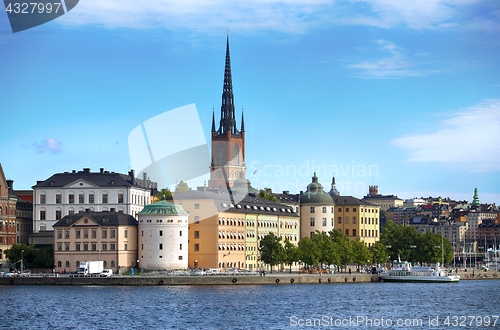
[380,261,460,283]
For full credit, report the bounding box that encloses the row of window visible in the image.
[309,218,334,227]
[141,243,183,251]
[337,217,378,225]
[141,230,182,237]
[218,261,244,269]
[218,244,245,251]
[56,243,123,251]
[57,229,119,239]
[218,231,245,239]
[40,208,124,220]
[40,193,123,204]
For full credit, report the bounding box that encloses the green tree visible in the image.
[156,188,172,200]
[312,231,339,269]
[4,244,53,269]
[298,237,320,268]
[174,181,189,194]
[259,233,285,273]
[329,229,352,270]
[351,238,370,269]
[258,188,280,203]
[283,239,300,273]
[368,241,389,265]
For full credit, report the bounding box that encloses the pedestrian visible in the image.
[53,268,55,274]
[349,268,351,275]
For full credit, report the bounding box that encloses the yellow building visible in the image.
[170,189,299,271]
[332,196,380,247]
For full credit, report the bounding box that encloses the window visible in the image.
[322,218,327,226]
[40,210,46,220]
[179,244,182,250]
[194,244,200,251]
[102,194,108,204]
[345,229,349,236]
[124,244,128,251]
[69,210,74,215]
[331,218,334,226]
[83,244,88,251]
[111,260,115,267]
[310,232,315,238]
[353,216,357,224]
[310,207,315,213]
[40,225,46,231]
[361,217,364,224]
[102,244,107,251]
[310,218,315,226]
[91,230,97,239]
[338,217,342,224]
[159,243,163,250]
[65,261,70,268]
[57,243,62,251]
[118,193,124,203]
[40,194,46,204]
[353,229,357,236]
[92,244,96,251]
[346,208,349,212]
[217,144,224,165]
[79,194,84,204]
[76,244,80,251]
[83,230,88,239]
[65,244,70,251]
[159,230,163,236]
[345,217,349,224]
[69,194,74,204]
[141,244,143,250]
[194,231,199,239]
[102,230,107,238]
[194,203,199,209]
[194,216,200,224]
[353,208,357,212]
[178,256,183,260]
[57,231,62,239]
[322,207,327,213]
[110,230,115,238]
[110,244,115,251]
[65,230,70,239]
[179,231,182,236]
[56,194,61,204]
[58,261,62,267]
[89,194,94,204]
[56,210,62,220]
[338,208,342,213]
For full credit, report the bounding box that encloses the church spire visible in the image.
[216,32,238,136]
[211,108,216,132]
[241,108,245,132]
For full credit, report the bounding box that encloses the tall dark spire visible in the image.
[211,108,216,132]
[216,32,239,136]
[241,108,245,132]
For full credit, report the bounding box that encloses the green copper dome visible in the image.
[300,173,334,205]
[472,187,480,207]
[138,200,189,215]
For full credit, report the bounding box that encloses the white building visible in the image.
[32,168,156,234]
[137,200,189,270]
[404,198,427,207]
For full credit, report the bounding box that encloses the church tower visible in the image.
[208,33,246,190]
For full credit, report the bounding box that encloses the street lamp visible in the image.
[410,245,416,265]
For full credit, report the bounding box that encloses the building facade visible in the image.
[137,201,189,270]
[362,185,403,211]
[53,211,138,273]
[0,164,17,270]
[33,168,155,234]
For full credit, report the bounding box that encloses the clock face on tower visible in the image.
[216,169,223,178]
[235,170,240,178]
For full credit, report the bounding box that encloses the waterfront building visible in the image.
[170,189,299,271]
[465,209,496,245]
[431,221,467,249]
[32,168,156,239]
[332,196,380,247]
[478,217,500,249]
[0,164,17,270]
[15,198,33,245]
[299,173,335,239]
[53,211,138,273]
[137,201,189,270]
[208,34,246,190]
[361,185,403,211]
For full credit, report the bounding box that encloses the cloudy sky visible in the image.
[1,0,499,203]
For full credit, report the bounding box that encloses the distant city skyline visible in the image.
[1,0,499,203]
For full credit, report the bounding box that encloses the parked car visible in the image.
[99,269,113,277]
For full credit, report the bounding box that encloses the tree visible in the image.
[4,244,53,269]
[283,239,300,273]
[329,229,352,270]
[174,181,189,194]
[351,238,370,269]
[156,188,172,200]
[258,188,280,203]
[368,241,389,265]
[298,237,320,268]
[259,233,285,273]
[312,231,338,269]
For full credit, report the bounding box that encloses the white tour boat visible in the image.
[380,261,460,283]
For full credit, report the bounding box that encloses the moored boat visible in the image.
[380,261,460,283]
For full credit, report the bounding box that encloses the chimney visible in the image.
[129,169,135,185]
[143,172,148,188]
[83,168,90,174]
[72,170,76,173]
[100,168,104,173]
[6,180,13,191]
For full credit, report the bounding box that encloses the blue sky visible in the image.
[1,0,499,203]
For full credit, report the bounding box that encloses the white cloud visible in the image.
[392,99,500,172]
[33,138,62,154]
[55,0,483,33]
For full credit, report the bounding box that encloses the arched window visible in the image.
[233,144,239,165]
[218,144,224,165]
[103,261,107,267]
[76,261,80,267]
[111,260,115,267]
[57,261,62,267]
[65,261,70,268]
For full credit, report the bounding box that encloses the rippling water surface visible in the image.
[2,280,500,329]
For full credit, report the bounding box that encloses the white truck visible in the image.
[76,261,104,276]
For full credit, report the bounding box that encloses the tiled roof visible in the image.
[54,211,138,227]
[333,196,377,207]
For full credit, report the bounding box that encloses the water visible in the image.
[2,280,500,329]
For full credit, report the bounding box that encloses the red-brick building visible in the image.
[0,164,18,270]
